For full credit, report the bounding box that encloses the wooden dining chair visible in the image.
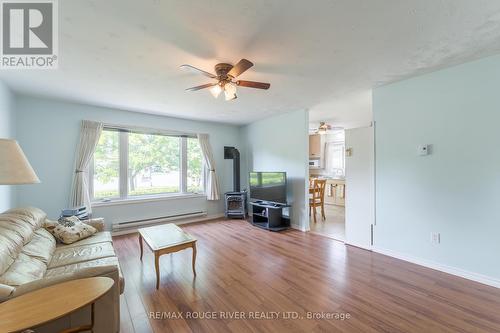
[309,179,327,223]
[309,177,315,188]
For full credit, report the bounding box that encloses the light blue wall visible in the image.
[15,96,243,228]
[241,109,309,230]
[374,54,500,280]
[0,82,15,212]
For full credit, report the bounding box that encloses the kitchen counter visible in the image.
[310,175,345,181]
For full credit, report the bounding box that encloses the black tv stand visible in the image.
[249,201,290,231]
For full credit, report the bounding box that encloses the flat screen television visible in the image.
[249,172,287,204]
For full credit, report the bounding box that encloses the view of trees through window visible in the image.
[93,130,120,199]
[92,129,204,200]
[128,133,180,196]
[187,137,203,193]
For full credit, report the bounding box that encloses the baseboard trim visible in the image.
[290,224,307,232]
[372,247,500,289]
[111,213,225,236]
[345,241,372,251]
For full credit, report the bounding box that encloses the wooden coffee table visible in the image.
[138,223,197,289]
[0,277,114,333]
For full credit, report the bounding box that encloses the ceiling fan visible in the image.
[316,122,332,134]
[314,122,343,134]
[180,59,270,101]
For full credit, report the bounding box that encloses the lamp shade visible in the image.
[0,139,40,185]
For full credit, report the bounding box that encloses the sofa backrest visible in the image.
[0,207,47,276]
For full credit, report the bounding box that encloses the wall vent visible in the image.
[112,211,206,231]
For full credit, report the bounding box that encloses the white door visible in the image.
[345,126,374,249]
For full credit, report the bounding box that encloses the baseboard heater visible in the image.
[112,211,207,231]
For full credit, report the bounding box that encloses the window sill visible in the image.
[91,193,206,207]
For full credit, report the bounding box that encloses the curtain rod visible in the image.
[97,122,207,138]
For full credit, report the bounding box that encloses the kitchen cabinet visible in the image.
[309,134,322,158]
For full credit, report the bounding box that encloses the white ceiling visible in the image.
[2,0,500,126]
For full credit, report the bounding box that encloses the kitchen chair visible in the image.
[309,178,327,223]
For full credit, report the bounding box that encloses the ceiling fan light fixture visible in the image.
[224,90,237,101]
[224,82,237,101]
[225,82,237,95]
[317,122,329,134]
[210,84,222,98]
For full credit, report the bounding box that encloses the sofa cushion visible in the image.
[45,256,125,294]
[44,217,97,245]
[0,228,55,286]
[49,241,116,269]
[4,207,47,230]
[0,215,34,244]
[21,229,56,265]
[0,207,46,275]
[0,230,24,276]
[56,231,112,250]
[0,253,47,286]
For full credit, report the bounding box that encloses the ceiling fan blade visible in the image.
[185,83,217,91]
[236,80,270,90]
[228,59,254,78]
[180,64,217,79]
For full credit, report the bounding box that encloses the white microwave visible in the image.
[309,159,321,168]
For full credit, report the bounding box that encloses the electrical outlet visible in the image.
[430,232,440,244]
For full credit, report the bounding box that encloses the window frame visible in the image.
[325,141,345,177]
[89,126,205,203]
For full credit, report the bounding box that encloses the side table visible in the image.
[0,277,114,333]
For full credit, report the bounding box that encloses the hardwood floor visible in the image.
[114,219,500,333]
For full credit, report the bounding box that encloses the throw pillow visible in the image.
[44,216,97,245]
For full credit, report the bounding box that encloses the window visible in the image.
[325,142,345,177]
[93,130,120,200]
[187,137,203,193]
[128,133,180,196]
[91,127,204,202]
[324,130,345,177]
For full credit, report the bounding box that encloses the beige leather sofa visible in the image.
[0,207,124,333]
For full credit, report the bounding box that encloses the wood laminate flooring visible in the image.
[114,219,500,333]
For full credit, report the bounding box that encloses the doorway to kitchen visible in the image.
[308,124,346,241]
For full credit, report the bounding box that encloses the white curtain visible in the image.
[69,120,103,211]
[197,134,220,201]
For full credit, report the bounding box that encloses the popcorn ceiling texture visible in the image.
[1,0,500,127]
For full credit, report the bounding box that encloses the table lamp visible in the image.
[0,139,40,184]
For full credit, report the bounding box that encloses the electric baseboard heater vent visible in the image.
[112,211,206,230]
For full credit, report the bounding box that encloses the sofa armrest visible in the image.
[83,218,105,232]
[10,265,118,299]
[0,283,14,303]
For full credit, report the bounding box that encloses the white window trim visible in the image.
[90,126,205,204]
[119,131,128,198]
[180,136,188,193]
